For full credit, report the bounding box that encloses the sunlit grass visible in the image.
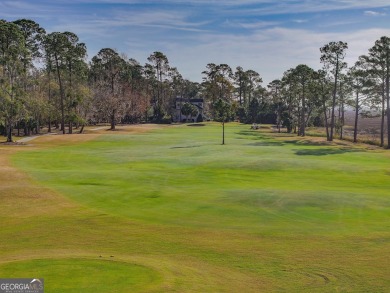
[2,123,390,292]
[0,259,160,293]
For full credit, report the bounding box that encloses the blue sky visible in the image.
[1,0,390,84]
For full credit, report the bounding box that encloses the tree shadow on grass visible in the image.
[238,130,286,146]
[283,139,332,146]
[238,131,366,154]
[237,130,273,141]
[294,148,364,156]
[247,141,285,147]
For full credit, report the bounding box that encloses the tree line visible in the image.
[1,19,390,147]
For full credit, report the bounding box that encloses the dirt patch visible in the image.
[187,123,206,127]
[32,133,100,146]
[1,124,164,147]
[0,148,79,219]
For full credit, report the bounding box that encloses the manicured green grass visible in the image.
[3,123,390,292]
[0,258,160,293]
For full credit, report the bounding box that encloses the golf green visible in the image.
[0,258,160,292]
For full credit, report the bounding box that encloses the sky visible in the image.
[1,0,390,84]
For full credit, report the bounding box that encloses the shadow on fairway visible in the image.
[294,148,364,156]
[247,141,285,147]
[187,123,206,127]
[282,140,330,146]
[240,131,285,146]
[237,130,273,140]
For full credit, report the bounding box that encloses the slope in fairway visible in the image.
[6,123,390,292]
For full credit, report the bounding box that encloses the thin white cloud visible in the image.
[3,0,390,23]
[229,0,390,16]
[223,20,280,30]
[293,19,308,24]
[59,0,390,8]
[318,20,361,28]
[239,21,280,29]
[105,10,210,31]
[364,10,386,16]
[0,0,71,17]
[54,6,210,30]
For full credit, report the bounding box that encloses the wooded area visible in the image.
[1,19,390,147]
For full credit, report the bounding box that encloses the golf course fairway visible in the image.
[1,123,390,292]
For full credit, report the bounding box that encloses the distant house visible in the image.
[173,97,205,123]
